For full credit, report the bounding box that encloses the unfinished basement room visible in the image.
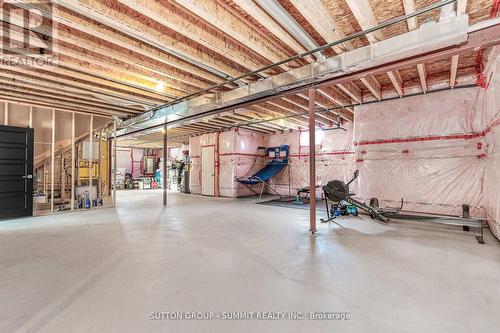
[1,0,500,332]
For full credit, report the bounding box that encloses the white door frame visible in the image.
[201,145,215,196]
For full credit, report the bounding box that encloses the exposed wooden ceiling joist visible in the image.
[0,89,128,116]
[13,2,225,86]
[0,64,160,107]
[359,75,381,100]
[345,0,384,43]
[59,0,246,79]
[4,19,202,96]
[117,0,285,76]
[277,97,329,126]
[450,55,460,88]
[171,0,294,71]
[336,82,362,104]
[0,83,139,115]
[387,70,404,97]
[402,0,418,31]
[316,87,354,120]
[245,106,302,130]
[345,0,393,100]
[2,0,490,137]
[0,95,116,118]
[0,74,144,113]
[287,0,352,54]
[417,64,428,93]
[230,0,310,57]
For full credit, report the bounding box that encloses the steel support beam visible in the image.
[308,88,317,234]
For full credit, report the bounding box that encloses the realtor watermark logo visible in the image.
[1,0,58,67]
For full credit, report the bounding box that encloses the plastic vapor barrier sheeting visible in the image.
[189,130,267,197]
[267,125,356,197]
[353,86,491,219]
[187,50,499,237]
[478,48,500,237]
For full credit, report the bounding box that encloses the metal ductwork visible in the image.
[440,2,456,19]
[116,14,476,137]
[255,0,325,59]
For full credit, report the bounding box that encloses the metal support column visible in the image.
[308,88,317,234]
[50,109,55,213]
[89,115,93,207]
[98,129,102,201]
[113,119,117,207]
[61,151,65,201]
[163,124,167,206]
[288,165,291,196]
[71,112,75,210]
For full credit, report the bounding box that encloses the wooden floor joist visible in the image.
[1,0,493,134]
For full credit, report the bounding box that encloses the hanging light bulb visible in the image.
[155,81,165,92]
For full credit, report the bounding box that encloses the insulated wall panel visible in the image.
[189,136,201,195]
[267,124,356,197]
[479,48,500,238]
[353,88,486,217]
[229,130,267,197]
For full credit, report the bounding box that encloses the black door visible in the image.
[0,125,34,219]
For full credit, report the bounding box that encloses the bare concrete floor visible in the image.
[1,190,499,333]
